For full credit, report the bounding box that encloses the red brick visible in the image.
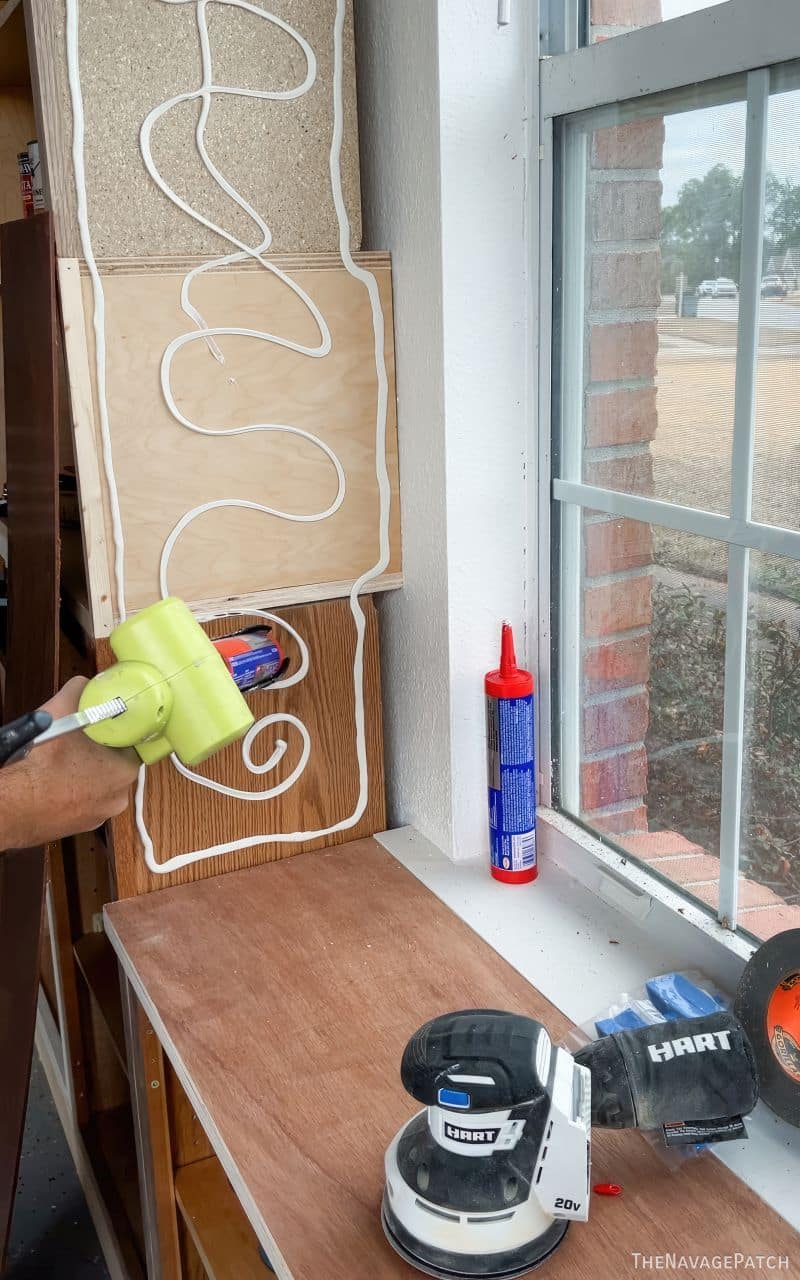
[737,903,800,940]
[652,854,723,885]
[587,804,648,837]
[591,0,661,23]
[584,633,650,694]
[581,746,647,810]
[689,878,784,913]
[592,180,662,242]
[584,575,652,638]
[584,691,649,754]
[586,387,657,448]
[592,251,661,310]
[585,518,652,577]
[590,321,658,383]
[620,832,703,859]
[584,451,654,496]
[592,120,665,170]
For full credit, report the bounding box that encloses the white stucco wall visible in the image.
[355,0,535,858]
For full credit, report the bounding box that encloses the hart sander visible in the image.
[0,597,256,768]
[382,1008,759,1279]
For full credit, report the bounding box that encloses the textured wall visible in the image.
[355,0,452,855]
[356,0,532,859]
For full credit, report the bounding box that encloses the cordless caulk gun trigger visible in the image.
[76,597,255,767]
[0,599,255,772]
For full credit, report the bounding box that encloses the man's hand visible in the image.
[0,677,140,850]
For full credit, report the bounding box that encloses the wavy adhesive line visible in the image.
[66,0,391,874]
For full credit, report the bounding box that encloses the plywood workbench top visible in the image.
[104,839,800,1279]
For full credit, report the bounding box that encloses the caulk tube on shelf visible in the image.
[485,621,537,884]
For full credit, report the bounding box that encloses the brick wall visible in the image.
[579,0,663,839]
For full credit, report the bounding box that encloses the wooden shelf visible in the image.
[175,1157,269,1280]
[73,931,127,1078]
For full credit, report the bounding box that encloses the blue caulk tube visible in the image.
[485,621,537,883]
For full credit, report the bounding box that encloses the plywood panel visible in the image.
[62,254,400,624]
[105,840,800,1280]
[106,596,386,897]
[26,0,361,258]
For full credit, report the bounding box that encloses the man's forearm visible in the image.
[0,764,38,852]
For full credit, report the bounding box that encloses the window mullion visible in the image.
[557,125,587,814]
[717,67,769,929]
[536,115,555,807]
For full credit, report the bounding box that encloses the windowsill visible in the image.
[377,823,800,1233]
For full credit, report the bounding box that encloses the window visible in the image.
[542,0,800,940]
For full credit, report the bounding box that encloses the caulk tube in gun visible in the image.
[485,621,537,883]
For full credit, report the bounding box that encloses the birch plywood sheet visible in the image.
[61,255,401,627]
[103,598,386,898]
[27,0,361,257]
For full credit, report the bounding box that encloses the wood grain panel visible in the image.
[105,596,386,898]
[3,212,59,712]
[26,0,361,259]
[61,254,400,625]
[0,212,59,1266]
[165,1061,214,1171]
[132,1008,182,1280]
[176,1157,267,1280]
[104,839,800,1280]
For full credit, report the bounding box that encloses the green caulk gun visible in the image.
[0,597,255,769]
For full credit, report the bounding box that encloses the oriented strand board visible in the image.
[26,0,361,258]
[105,597,386,897]
[105,839,800,1280]
[61,254,400,627]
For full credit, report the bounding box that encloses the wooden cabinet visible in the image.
[1,2,397,1275]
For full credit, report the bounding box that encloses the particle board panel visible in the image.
[104,596,386,898]
[176,1157,266,1280]
[60,254,401,627]
[104,839,800,1280]
[25,0,361,259]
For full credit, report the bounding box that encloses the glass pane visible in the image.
[587,0,729,43]
[566,518,728,912]
[751,83,800,531]
[740,552,800,940]
[568,94,747,515]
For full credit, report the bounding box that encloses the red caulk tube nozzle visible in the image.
[499,620,516,678]
[485,622,537,884]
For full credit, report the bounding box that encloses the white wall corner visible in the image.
[356,0,536,860]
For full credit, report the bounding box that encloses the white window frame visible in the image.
[535,0,800,952]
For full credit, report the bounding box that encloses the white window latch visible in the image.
[498,0,511,26]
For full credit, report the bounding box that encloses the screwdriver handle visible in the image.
[0,710,53,767]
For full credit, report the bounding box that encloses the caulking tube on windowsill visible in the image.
[485,622,537,884]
